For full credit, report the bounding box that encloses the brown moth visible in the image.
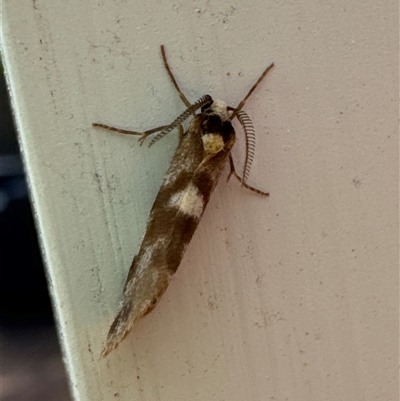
[93,45,274,356]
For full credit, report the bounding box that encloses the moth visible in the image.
[93,45,274,356]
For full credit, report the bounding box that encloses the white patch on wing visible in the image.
[168,184,204,219]
[168,191,183,208]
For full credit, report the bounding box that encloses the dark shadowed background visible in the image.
[1,60,71,401]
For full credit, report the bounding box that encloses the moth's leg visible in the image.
[92,123,143,136]
[229,62,274,121]
[227,153,236,182]
[92,123,170,146]
[160,45,193,110]
[144,123,184,147]
[228,154,269,196]
[137,125,171,146]
[142,122,187,147]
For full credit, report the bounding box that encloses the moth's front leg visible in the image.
[139,124,185,146]
[93,122,184,147]
[228,154,269,196]
[92,122,169,146]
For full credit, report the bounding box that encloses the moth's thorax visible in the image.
[201,133,224,155]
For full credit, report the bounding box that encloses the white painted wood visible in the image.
[2,1,398,400]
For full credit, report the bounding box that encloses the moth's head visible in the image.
[201,99,229,121]
[200,98,233,139]
[200,99,234,155]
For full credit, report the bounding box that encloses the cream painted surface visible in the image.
[2,1,397,400]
